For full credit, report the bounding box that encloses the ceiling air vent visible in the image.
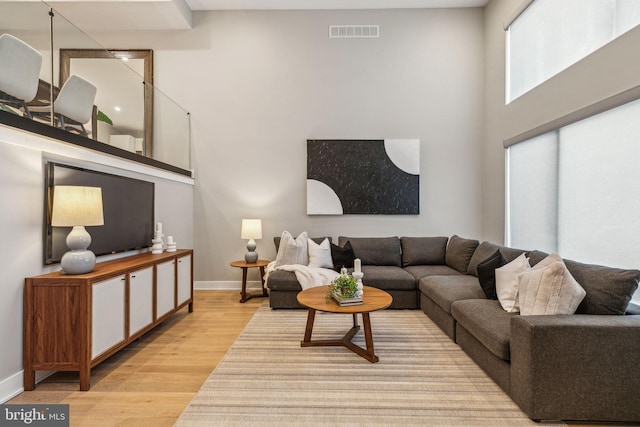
[329,25,379,39]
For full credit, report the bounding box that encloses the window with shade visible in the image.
[506,98,640,308]
[506,0,640,103]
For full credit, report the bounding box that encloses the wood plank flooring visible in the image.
[9,291,262,427]
[8,290,630,427]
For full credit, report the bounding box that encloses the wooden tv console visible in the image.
[23,249,193,391]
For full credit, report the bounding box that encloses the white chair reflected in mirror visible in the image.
[31,74,97,137]
[0,33,43,118]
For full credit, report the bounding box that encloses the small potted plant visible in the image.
[326,268,359,302]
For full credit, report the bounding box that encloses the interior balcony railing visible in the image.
[0,1,191,176]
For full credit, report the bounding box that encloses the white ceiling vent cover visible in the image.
[329,25,379,39]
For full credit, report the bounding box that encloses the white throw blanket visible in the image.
[265,261,340,290]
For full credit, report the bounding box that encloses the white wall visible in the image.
[91,8,485,285]
[0,124,194,402]
[482,0,640,243]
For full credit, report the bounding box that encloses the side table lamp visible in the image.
[51,185,104,274]
[241,219,262,263]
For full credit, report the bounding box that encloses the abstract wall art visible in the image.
[307,139,420,215]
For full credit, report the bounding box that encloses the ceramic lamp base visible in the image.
[61,249,96,274]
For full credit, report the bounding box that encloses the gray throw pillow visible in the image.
[564,259,640,315]
[445,235,479,274]
[400,236,448,266]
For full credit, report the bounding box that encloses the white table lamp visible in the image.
[241,219,262,263]
[51,186,104,274]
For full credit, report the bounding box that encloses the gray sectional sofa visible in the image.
[266,234,640,423]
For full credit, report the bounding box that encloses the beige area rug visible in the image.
[175,303,565,427]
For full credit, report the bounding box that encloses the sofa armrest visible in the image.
[510,314,640,422]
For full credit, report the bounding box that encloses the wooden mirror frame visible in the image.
[59,49,154,156]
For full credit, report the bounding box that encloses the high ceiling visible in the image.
[33,0,489,31]
[185,0,490,11]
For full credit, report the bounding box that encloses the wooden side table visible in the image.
[230,259,270,303]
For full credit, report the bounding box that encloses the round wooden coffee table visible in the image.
[296,285,393,363]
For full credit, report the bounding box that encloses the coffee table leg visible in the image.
[362,312,378,362]
[302,308,316,343]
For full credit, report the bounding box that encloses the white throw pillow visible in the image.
[495,253,530,313]
[307,238,333,269]
[518,256,586,315]
[274,231,309,267]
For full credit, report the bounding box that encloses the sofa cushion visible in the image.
[330,241,356,271]
[419,275,485,314]
[400,236,448,266]
[518,256,586,315]
[266,270,301,291]
[476,249,506,300]
[445,235,479,274]
[564,259,640,315]
[360,265,415,291]
[404,264,460,281]
[467,242,528,276]
[274,231,308,266]
[338,236,402,267]
[307,238,333,269]
[528,250,549,267]
[495,253,530,313]
[451,299,516,361]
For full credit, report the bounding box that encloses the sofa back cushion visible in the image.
[445,235,479,274]
[400,236,448,266]
[337,236,402,266]
[564,259,640,315]
[467,241,527,276]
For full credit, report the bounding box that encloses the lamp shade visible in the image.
[241,219,262,240]
[51,186,104,227]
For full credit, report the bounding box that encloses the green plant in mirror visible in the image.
[97,110,113,126]
[326,271,359,301]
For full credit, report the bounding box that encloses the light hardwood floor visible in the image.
[9,290,262,427]
[9,290,632,427]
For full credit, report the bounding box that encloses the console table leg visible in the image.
[79,368,90,391]
[23,369,35,391]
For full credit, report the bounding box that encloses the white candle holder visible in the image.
[166,236,177,252]
[352,271,364,297]
[151,230,164,254]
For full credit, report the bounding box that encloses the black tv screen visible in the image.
[44,162,155,265]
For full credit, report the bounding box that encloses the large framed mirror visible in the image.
[60,49,153,156]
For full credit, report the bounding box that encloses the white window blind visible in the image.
[507,98,640,307]
[506,0,640,103]
[507,131,558,253]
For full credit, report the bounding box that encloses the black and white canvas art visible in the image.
[307,139,420,215]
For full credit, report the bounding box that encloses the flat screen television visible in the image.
[44,162,155,265]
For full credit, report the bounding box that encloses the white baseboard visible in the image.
[0,371,23,403]
[1,370,64,403]
[195,281,265,291]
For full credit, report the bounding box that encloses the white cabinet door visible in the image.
[92,275,126,359]
[129,266,154,336]
[177,254,192,306]
[156,260,175,318]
